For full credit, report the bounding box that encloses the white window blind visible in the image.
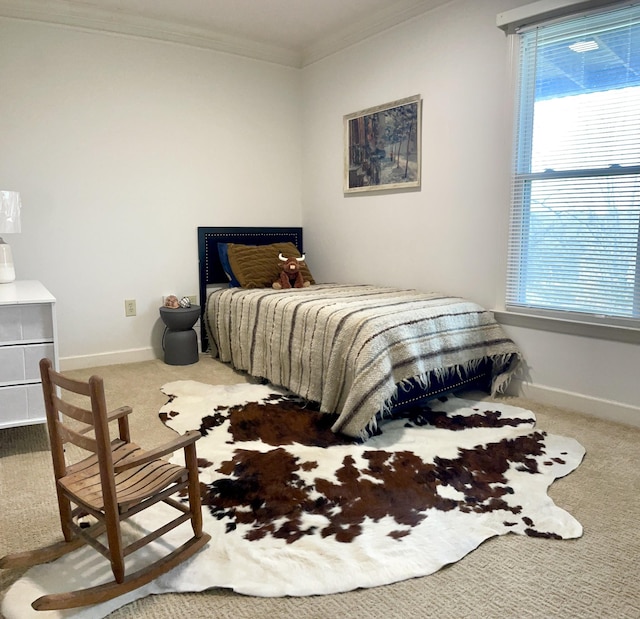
[506,3,640,327]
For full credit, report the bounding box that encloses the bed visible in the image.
[198,226,521,438]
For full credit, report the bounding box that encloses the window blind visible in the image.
[506,3,640,326]
[497,0,625,34]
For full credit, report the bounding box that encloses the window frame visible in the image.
[503,1,640,333]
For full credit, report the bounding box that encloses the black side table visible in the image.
[159,305,200,365]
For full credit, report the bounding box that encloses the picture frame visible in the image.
[344,95,422,194]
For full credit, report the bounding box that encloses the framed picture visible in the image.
[344,95,422,194]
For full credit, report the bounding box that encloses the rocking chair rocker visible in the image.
[0,358,211,611]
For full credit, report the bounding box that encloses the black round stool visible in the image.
[159,305,200,365]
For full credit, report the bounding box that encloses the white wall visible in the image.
[1,2,637,424]
[301,0,514,309]
[0,18,302,368]
[300,0,639,424]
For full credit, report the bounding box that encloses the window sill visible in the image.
[492,310,640,344]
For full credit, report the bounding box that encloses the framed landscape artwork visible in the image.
[344,95,422,194]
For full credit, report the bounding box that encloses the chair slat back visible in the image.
[53,395,95,427]
[48,370,92,398]
[39,359,117,496]
[56,422,98,453]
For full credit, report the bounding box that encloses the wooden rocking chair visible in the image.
[0,358,211,611]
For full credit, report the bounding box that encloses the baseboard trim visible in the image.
[507,378,640,428]
[60,347,158,371]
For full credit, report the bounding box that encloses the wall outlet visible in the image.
[124,299,136,317]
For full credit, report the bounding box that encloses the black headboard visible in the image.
[197,226,304,351]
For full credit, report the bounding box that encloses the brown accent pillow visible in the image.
[227,242,315,289]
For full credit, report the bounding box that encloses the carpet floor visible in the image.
[1,355,639,618]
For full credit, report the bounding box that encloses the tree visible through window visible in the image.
[506,3,640,325]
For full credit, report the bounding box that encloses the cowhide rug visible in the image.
[2,381,585,619]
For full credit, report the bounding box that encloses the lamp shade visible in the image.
[0,191,22,233]
[0,191,22,283]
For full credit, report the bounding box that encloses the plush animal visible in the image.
[164,295,181,308]
[272,253,311,289]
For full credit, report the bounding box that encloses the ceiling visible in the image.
[0,0,451,67]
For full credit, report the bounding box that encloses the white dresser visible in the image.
[0,281,58,429]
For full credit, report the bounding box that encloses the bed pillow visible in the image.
[227,242,315,289]
[217,243,241,287]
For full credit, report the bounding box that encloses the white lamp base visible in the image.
[0,240,16,283]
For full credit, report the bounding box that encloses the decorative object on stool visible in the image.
[159,304,200,365]
[163,295,180,308]
[179,296,191,308]
[0,191,22,284]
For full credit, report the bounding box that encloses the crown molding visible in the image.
[302,0,452,66]
[0,0,302,67]
[0,0,450,68]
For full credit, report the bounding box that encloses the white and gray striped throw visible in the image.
[205,284,521,438]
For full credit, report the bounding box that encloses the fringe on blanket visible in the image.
[490,352,523,395]
[364,353,522,440]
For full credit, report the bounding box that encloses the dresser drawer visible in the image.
[0,304,54,344]
[0,383,45,427]
[0,343,54,385]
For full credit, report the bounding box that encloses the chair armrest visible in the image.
[113,430,201,472]
[77,406,133,437]
[106,406,133,422]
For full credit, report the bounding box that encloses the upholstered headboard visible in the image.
[197,226,304,351]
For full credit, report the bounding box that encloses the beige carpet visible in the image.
[1,356,639,618]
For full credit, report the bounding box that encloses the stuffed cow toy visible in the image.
[273,253,311,289]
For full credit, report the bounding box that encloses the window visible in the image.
[506,3,640,327]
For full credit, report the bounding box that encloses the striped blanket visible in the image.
[205,284,521,438]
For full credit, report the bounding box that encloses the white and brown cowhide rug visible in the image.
[2,381,585,619]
